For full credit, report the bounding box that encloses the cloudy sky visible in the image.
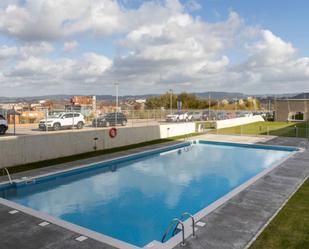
[1,0,309,97]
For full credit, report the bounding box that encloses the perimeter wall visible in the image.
[0,123,195,168]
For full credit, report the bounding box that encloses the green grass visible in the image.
[250,178,309,249]
[1,132,200,176]
[212,121,309,138]
[195,121,216,129]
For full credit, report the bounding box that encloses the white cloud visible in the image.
[0,0,309,96]
[0,0,131,41]
[246,30,296,67]
[20,42,54,57]
[78,53,112,78]
[0,45,18,60]
[63,40,78,52]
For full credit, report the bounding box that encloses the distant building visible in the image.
[68,96,96,116]
[275,99,309,122]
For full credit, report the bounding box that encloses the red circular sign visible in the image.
[109,128,117,138]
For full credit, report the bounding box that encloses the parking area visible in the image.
[3,119,164,136]
[0,109,272,137]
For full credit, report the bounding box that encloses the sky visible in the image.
[0,0,309,97]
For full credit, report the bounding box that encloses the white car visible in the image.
[39,112,85,131]
[187,111,202,121]
[166,111,189,122]
[0,115,8,135]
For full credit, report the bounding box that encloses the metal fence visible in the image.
[1,108,271,136]
[208,124,309,138]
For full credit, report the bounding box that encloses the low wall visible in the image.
[215,115,265,129]
[159,122,195,138]
[0,123,196,169]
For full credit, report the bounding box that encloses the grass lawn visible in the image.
[250,178,309,249]
[212,121,309,138]
[1,132,200,176]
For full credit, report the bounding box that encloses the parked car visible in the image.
[165,111,189,122]
[243,112,253,117]
[187,111,202,121]
[92,112,127,127]
[39,112,85,131]
[201,110,216,121]
[264,112,274,121]
[235,111,245,118]
[227,112,236,119]
[0,115,8,135]
[216,111,228,120]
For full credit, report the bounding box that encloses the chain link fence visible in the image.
[208,123,309,138]
[1,108,273,136]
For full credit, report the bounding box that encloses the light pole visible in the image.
[208,93,211,117]
[115,83,119,126]
[45,108,48,132]
[169,89,173,114]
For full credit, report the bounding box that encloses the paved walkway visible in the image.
[174,136,309,249]
[1,135,309,249]
[0,141,182,249]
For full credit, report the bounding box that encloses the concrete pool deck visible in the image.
[1,135,309,249]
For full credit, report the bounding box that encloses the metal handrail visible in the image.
[162,218,186,246]
[3,168,12,184]
[184,140,193,152]
[181,212,196,238]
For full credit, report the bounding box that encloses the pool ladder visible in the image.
[184,142,193,152]
[3,168,12,184]
[161,212,196,246]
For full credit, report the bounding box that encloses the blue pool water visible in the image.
[0,141,295,247]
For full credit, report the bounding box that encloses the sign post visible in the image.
[177,100,182,111]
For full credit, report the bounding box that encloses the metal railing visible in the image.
[161,212,196,246]
[3,109,270,135]
[209,125,309,139]
[180,212,196,238]
[3,168,12,184]
[162,218,186,246]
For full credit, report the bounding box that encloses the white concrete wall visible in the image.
[215,115,265,129]
[0,123,195,169]
[159,122,196,138]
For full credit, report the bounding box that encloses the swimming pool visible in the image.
[0,140,297,248]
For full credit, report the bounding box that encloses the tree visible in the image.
[145,92,217,110]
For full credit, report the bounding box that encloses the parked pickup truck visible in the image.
[0,115,8,135]
[39,112,85,131]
